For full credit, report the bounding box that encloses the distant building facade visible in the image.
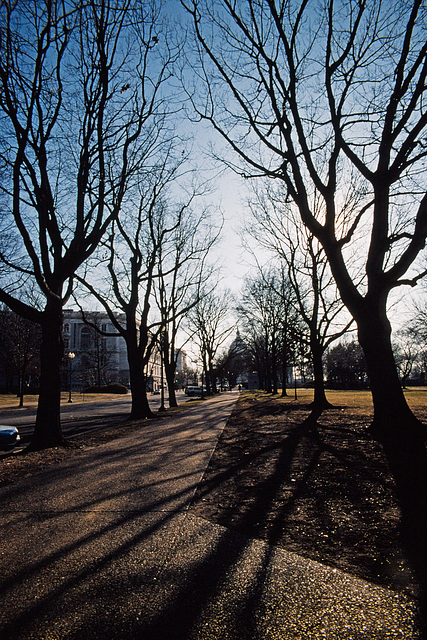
[63,309,130,389]
[63,309,185,392]
[175,348,187,372]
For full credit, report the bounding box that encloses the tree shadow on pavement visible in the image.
[187,397,425,636]
[141,406,420,640]
[140,409,320,640]
[0,402,231,639]
[0,395,422,639]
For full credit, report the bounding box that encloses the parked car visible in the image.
[0,426,21,451]
[185,386,206,397]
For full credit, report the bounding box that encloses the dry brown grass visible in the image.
[0,392,129,408]
[268,386,427,418]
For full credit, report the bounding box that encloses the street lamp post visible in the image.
[68,352,75,403]
[294,362,298,400]
[159,331,166,412]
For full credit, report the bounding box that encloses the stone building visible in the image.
[63,309,163,391]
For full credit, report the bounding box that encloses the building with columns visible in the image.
[63,309,187,392]
[63,309,130,389]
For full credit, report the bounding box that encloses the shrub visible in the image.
[83,383,128,394]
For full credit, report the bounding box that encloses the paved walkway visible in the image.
[0,393,421,639]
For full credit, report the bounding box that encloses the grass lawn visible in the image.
[0,392,130,409]
[280,385,427,414]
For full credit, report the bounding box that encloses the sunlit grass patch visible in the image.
[240,386,427,421]
[0,394,40,407]
[0,392,130,409]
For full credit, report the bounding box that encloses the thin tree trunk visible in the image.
[203,355,210,394]
[19,370,24,407]
[265,330,271,393]
[165,360,178,407]
[209,359,216,393]
[281,323,288,397]
[271,328,278,395]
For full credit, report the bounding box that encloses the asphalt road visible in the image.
[0,391,187,449]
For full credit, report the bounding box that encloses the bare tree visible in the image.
[76,165,200,420]
[213,333,250,390]
[246,188,353,408]
[188,289,234,394]
[393,329,420,388]
[183,0,427,623]
[237,268,303,393]
[0,307,41,404]
[405,298,427,383]
[73,311,118,389]
[0,0,176,448]
[155,205,220,406]
[239,273,281,393]
[325,340,368,389]
[183,0,427,438]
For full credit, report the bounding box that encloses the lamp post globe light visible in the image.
[68,352,75,403]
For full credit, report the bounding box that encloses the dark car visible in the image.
[185,386,206,397]
[0,426,21,451]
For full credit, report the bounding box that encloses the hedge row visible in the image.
[83,383,128,394]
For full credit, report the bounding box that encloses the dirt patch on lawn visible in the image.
[189,391,425,597]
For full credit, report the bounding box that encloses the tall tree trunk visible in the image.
[271,328,278,395]
[208,357,216,393]
[310,339,332,410]
[357,306,427,632]
[265,331,271,393]
[204,354,211,394]
[281,322,288,397]
[19,369,24,407]
[163,333,178,408]
[28,300,65,450]
[127,349,153,420]
[255,352,264,390]
[380,430,427,638]
[357,311,421,437]
[165,360,178,408]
